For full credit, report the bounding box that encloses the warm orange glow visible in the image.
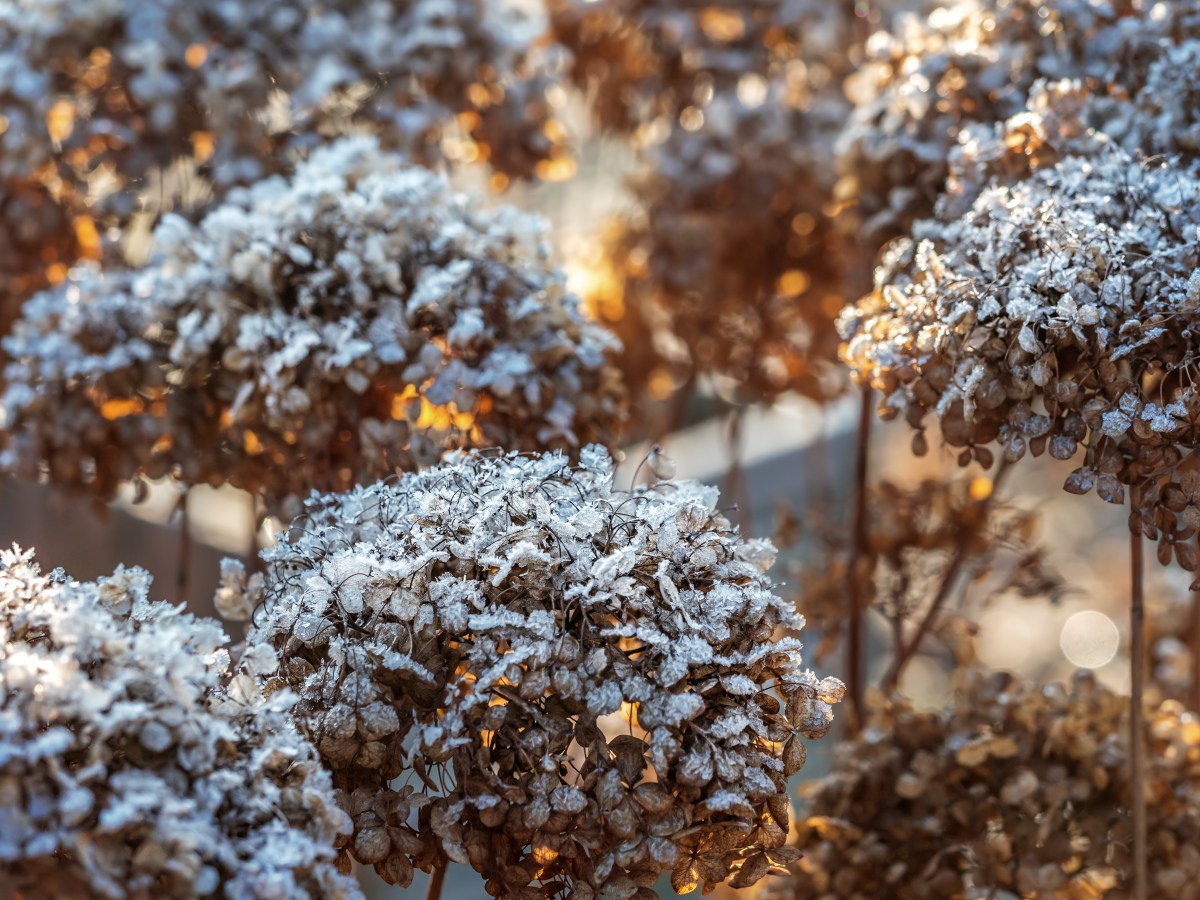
[46,100,76,144]
[45,263,68,285]
[390,385,477,432]
[969,477,993,501]
[776,269,811,298]
[648,368,676,401]
[192,131,215,164]
[569,255,627,324]
[243,430,264,455]
[698,7,745,42]
[100,397,145,420]
[186,43,209,68]
[532,843,559,866]
[73,216,101,259]
[535,154,579,183]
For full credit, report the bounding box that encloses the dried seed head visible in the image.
[551,0,867,405]
[0,547,357,899]
[837,0,1200,246]
[1,139,625,514]
[0,0,565,310]
[841,141,1200,563]
[244,446,840,895]
[764,668,1200,899]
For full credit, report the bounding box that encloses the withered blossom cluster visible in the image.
[765,668,1200,899]
[0,138,624,515]
[550,0,866,405]
[0,547,358,899]
[837,0,1200,245]
[0,0,564,314]
[228,446,843,897]
[794,476,1060,667]
[841,141,1200,567]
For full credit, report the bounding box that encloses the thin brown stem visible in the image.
[1130,508,1147,900]
[653,371,697,443]
[176,491,190,605]
[1191,532,1200,713]
[881,458,1011,693]
[723,407,752,534]
[846,385,872,734]
[426,862,446,900]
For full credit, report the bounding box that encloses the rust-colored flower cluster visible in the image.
[0,547,358,899]
[0,0,566,316]
[0,139,625,515]
[234,446,842,896]
[551,0,867,406]
[765,668,1200,899]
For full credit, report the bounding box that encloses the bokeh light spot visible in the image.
[1059,611,1119,669]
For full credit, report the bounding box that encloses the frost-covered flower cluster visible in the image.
[0,0,564,308]
[234,446,843,896]
[762,669,1200,899]
[551,0,865,403]
[840,147,1200,566]
[0,139,625,515]
[837,0,1200,245]
[0,546,358,899]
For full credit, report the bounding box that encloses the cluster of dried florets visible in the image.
[233,446,843,897]
[0,0,565,310]
[764,668,1200,899]
[0,139,624,515]
[841,147,1200,566]
[837,0,1200,245]
[0,546,358,899]
[551,0,866,404]
[794,476,1061,668]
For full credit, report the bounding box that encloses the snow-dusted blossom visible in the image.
[763,669,1200,899]
[841,146,1200,565]
[0,547,358,899]
[238,446,842,895]
[1,139,625,515]
[837,0,1200,245]
[0,0,564,308]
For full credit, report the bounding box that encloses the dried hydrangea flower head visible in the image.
[0,0,565,314]
[762,668,1200,899]
[236,446,843,896]
[840,146,1200,568]
[1,138,625,515]
[837,0,1200,246]
[551,0,868,404]
[0,546,358,899]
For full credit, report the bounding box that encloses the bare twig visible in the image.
[1130,502,1147,900]
[1190,533,1200,712]
[881,458,1011,692]
[426,862,446,900]
[175,491,190,604]
[846,385,872,734]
